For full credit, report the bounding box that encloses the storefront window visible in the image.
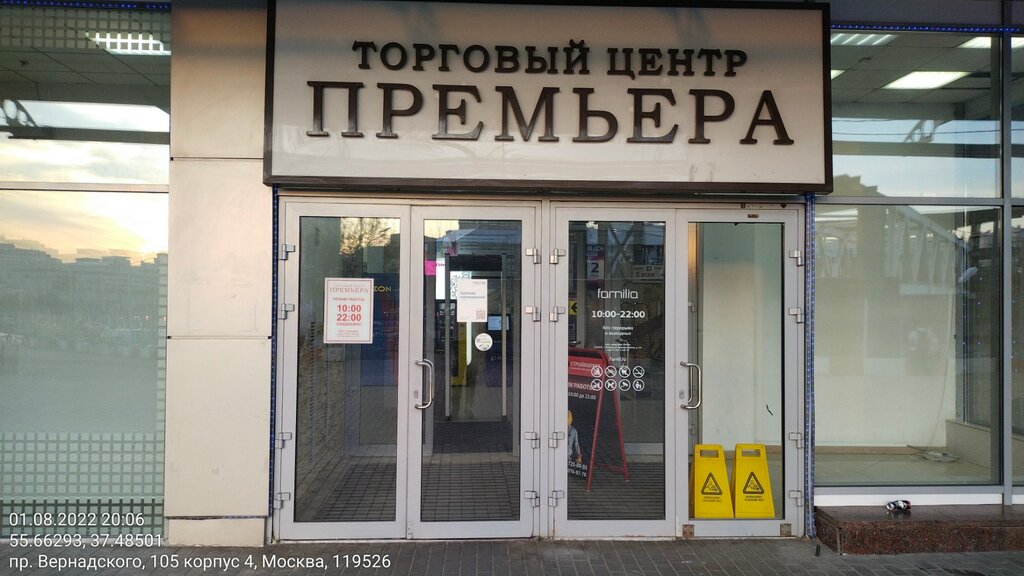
[0,190,167,531]
[815,205,1000,486]
[0,3,170,536]
[831,31,998,198]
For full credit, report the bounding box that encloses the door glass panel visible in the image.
[421,220,522,522]
[294,216,401,522]
[566,220,666,520]
[689,222,783,519]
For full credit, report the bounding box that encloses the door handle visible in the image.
[680,361,702,410]
[415,359,434,410]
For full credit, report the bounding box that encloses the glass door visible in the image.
[277,202,538,540]
[677,209,803,537]
[407,206,538,539]
[551,206,803,538]
[277,202,410,539]
[552,208,678,537]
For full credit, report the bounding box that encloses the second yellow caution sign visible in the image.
[691,444,733,518]
[732,444,775,518]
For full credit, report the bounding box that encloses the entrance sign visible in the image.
[324,278,374,344]
[267,0,830,192]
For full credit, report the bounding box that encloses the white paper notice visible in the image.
[456,278,488,323]
[324,278,374,344]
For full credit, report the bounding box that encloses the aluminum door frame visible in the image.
[407,204,541,540]
[675,207,805,538]
[275,200,412,540]
[549,207,680,538]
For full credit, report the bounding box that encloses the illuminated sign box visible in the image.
[266,0,830,193]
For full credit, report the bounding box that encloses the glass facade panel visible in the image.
[0,190,167,533]
[815,205,1000,485]
[0,6,170,185]
[294,216,401,522]
[831,32,998,198]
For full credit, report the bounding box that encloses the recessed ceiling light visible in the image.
[958,36,1024,49]
[831,70,845,79]
[883,71,969,89]
[830,33,897,47]
[87,32,170,56]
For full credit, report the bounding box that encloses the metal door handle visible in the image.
[415,359,434,410]
[680,361,702,410]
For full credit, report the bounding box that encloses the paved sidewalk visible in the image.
[4,538,1024,575]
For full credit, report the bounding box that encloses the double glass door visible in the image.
[275,200,803,540]
[276,202,537,539]
[552,207,803,538]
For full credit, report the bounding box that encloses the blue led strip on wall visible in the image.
[269,186,280,518]
[804,193,816,539]
[0,1,170,10]
[832,23,1024,33]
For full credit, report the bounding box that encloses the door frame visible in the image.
[274,198,543,541]
[273,198,805,541]
[545,202,805,539]
[407,204,541,539]
[548,206,681,538]
[275,200,412,540]
[676,207,805,538]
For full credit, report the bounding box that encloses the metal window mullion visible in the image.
[1001,12,1015,504]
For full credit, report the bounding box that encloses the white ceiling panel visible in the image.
[16,70,89,84]
[51,52,136,74]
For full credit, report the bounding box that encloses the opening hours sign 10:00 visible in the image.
[323,278,375,344]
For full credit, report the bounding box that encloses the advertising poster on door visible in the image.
[567,348,629,481]
[324,278,374,344]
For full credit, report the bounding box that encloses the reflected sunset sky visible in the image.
[0,190,167,264]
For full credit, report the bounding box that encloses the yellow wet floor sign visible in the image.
[732,444,775,518]
[691,444,733,518]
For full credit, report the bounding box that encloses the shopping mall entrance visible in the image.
[273,199,805,540]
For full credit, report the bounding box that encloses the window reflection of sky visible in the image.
[835,155,998,198]
[833,117,999,197]
[833,118,998,145]
[0,100,169,184]
[0,190,167,264]
[0,139,168,184]
[1,101,168,132]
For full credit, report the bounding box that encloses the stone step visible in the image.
[815,505,1024,555]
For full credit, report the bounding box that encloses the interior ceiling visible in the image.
[0,6,171,114]
[831,31,1024,121]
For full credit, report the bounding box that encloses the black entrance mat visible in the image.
[431,420,513,453]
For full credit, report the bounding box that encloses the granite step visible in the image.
[815,505,1024,554]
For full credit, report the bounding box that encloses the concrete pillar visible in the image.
[165,0,271,546]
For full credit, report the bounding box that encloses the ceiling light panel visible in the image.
[958,37,1024,49]
[883,71,969,90]
[88,32,171,56]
